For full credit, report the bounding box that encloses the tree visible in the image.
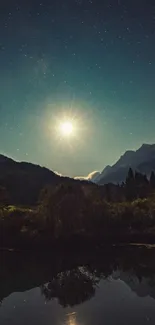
[134,171,149,198]
[40,267,98,307]
[105,184,111,201]
[0,186,9,206]
[39,182,89,237]
[127,167,134,181]
[150,171,155,189]
[125,168,136,201]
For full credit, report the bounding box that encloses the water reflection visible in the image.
[65,312,79,325]
[41,267,99,307]
[1,245,155,308]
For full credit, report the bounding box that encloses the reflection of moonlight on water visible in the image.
[65,312,80,325]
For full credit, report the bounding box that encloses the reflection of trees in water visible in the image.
[41,266,100,307]
[2,247,155,307]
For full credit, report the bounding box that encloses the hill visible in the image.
[0,154,77,205]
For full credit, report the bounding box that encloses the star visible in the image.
[0,0,155,179]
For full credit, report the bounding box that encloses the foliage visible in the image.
[0,186,9,206]
[1,168,155,248]
[150,171,155,189]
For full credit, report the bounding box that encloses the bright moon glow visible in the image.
[59,121,74,136]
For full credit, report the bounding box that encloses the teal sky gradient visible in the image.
[0,0,155,176]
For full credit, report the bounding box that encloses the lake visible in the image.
[1,246,155,325]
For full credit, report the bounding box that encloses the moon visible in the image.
[59,121,74,137]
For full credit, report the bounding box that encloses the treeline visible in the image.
[0,168,155,207]
[0,168,155,248]
[1,246,155,307]
[103,168,155,202]
[37,171,155,241]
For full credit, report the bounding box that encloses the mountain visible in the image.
[1,143,155,205]
[92,165,111,183]
[138,159,155,174]
[98,144,155,185]
[113,270,155,300]
[0,154,77,206]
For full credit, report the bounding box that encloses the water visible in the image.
[1,246,155,325]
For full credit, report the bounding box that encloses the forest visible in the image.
[0,168,155,249]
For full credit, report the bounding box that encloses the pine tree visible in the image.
[127,167,134,181]
[135,171,149,198]
[0,186,9,206]
[125,168,136,201]
[150,171,155,189]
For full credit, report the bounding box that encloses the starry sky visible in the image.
[0,0,155,177]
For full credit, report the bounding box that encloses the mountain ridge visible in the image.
[0,153,90,205]
[98,143,155,185]
[1,142,155,202]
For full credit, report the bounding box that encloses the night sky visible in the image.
[0,0,155,177]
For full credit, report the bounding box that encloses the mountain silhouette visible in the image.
[98,144,155,184]
[0,154,81,205]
